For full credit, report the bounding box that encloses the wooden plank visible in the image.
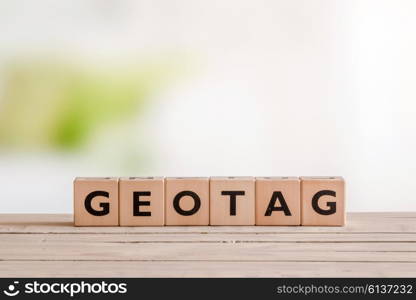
[0,213,415,277]
[1,233,416,243]
[0,241,415,262]
[1,261,416,278]
[1,213,416,233]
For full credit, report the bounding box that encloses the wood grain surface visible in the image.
[0,213,415,277]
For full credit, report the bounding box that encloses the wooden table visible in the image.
[0,213,415,277]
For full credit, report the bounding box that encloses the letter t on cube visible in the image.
[210,177,255,225]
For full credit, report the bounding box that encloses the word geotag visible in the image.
[73,176,345,226]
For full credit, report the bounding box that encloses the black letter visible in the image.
[133,191,151,216]
[312,190,337,215]
[84,191,110,216]
[265,191,292,216]
[173,191,201,216]
[221,191,245,215]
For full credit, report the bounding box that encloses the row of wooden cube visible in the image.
[74,176,345,226]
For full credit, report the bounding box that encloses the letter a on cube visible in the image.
[255,177,300,225]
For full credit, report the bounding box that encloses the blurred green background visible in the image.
[0,58,178,150]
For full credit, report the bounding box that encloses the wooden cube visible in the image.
[119,177,164,226]
[73,177,119,226]
[165,177,209,225]
[210,177,255,225]
[301,176,345,226]
[255,177,300,225]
